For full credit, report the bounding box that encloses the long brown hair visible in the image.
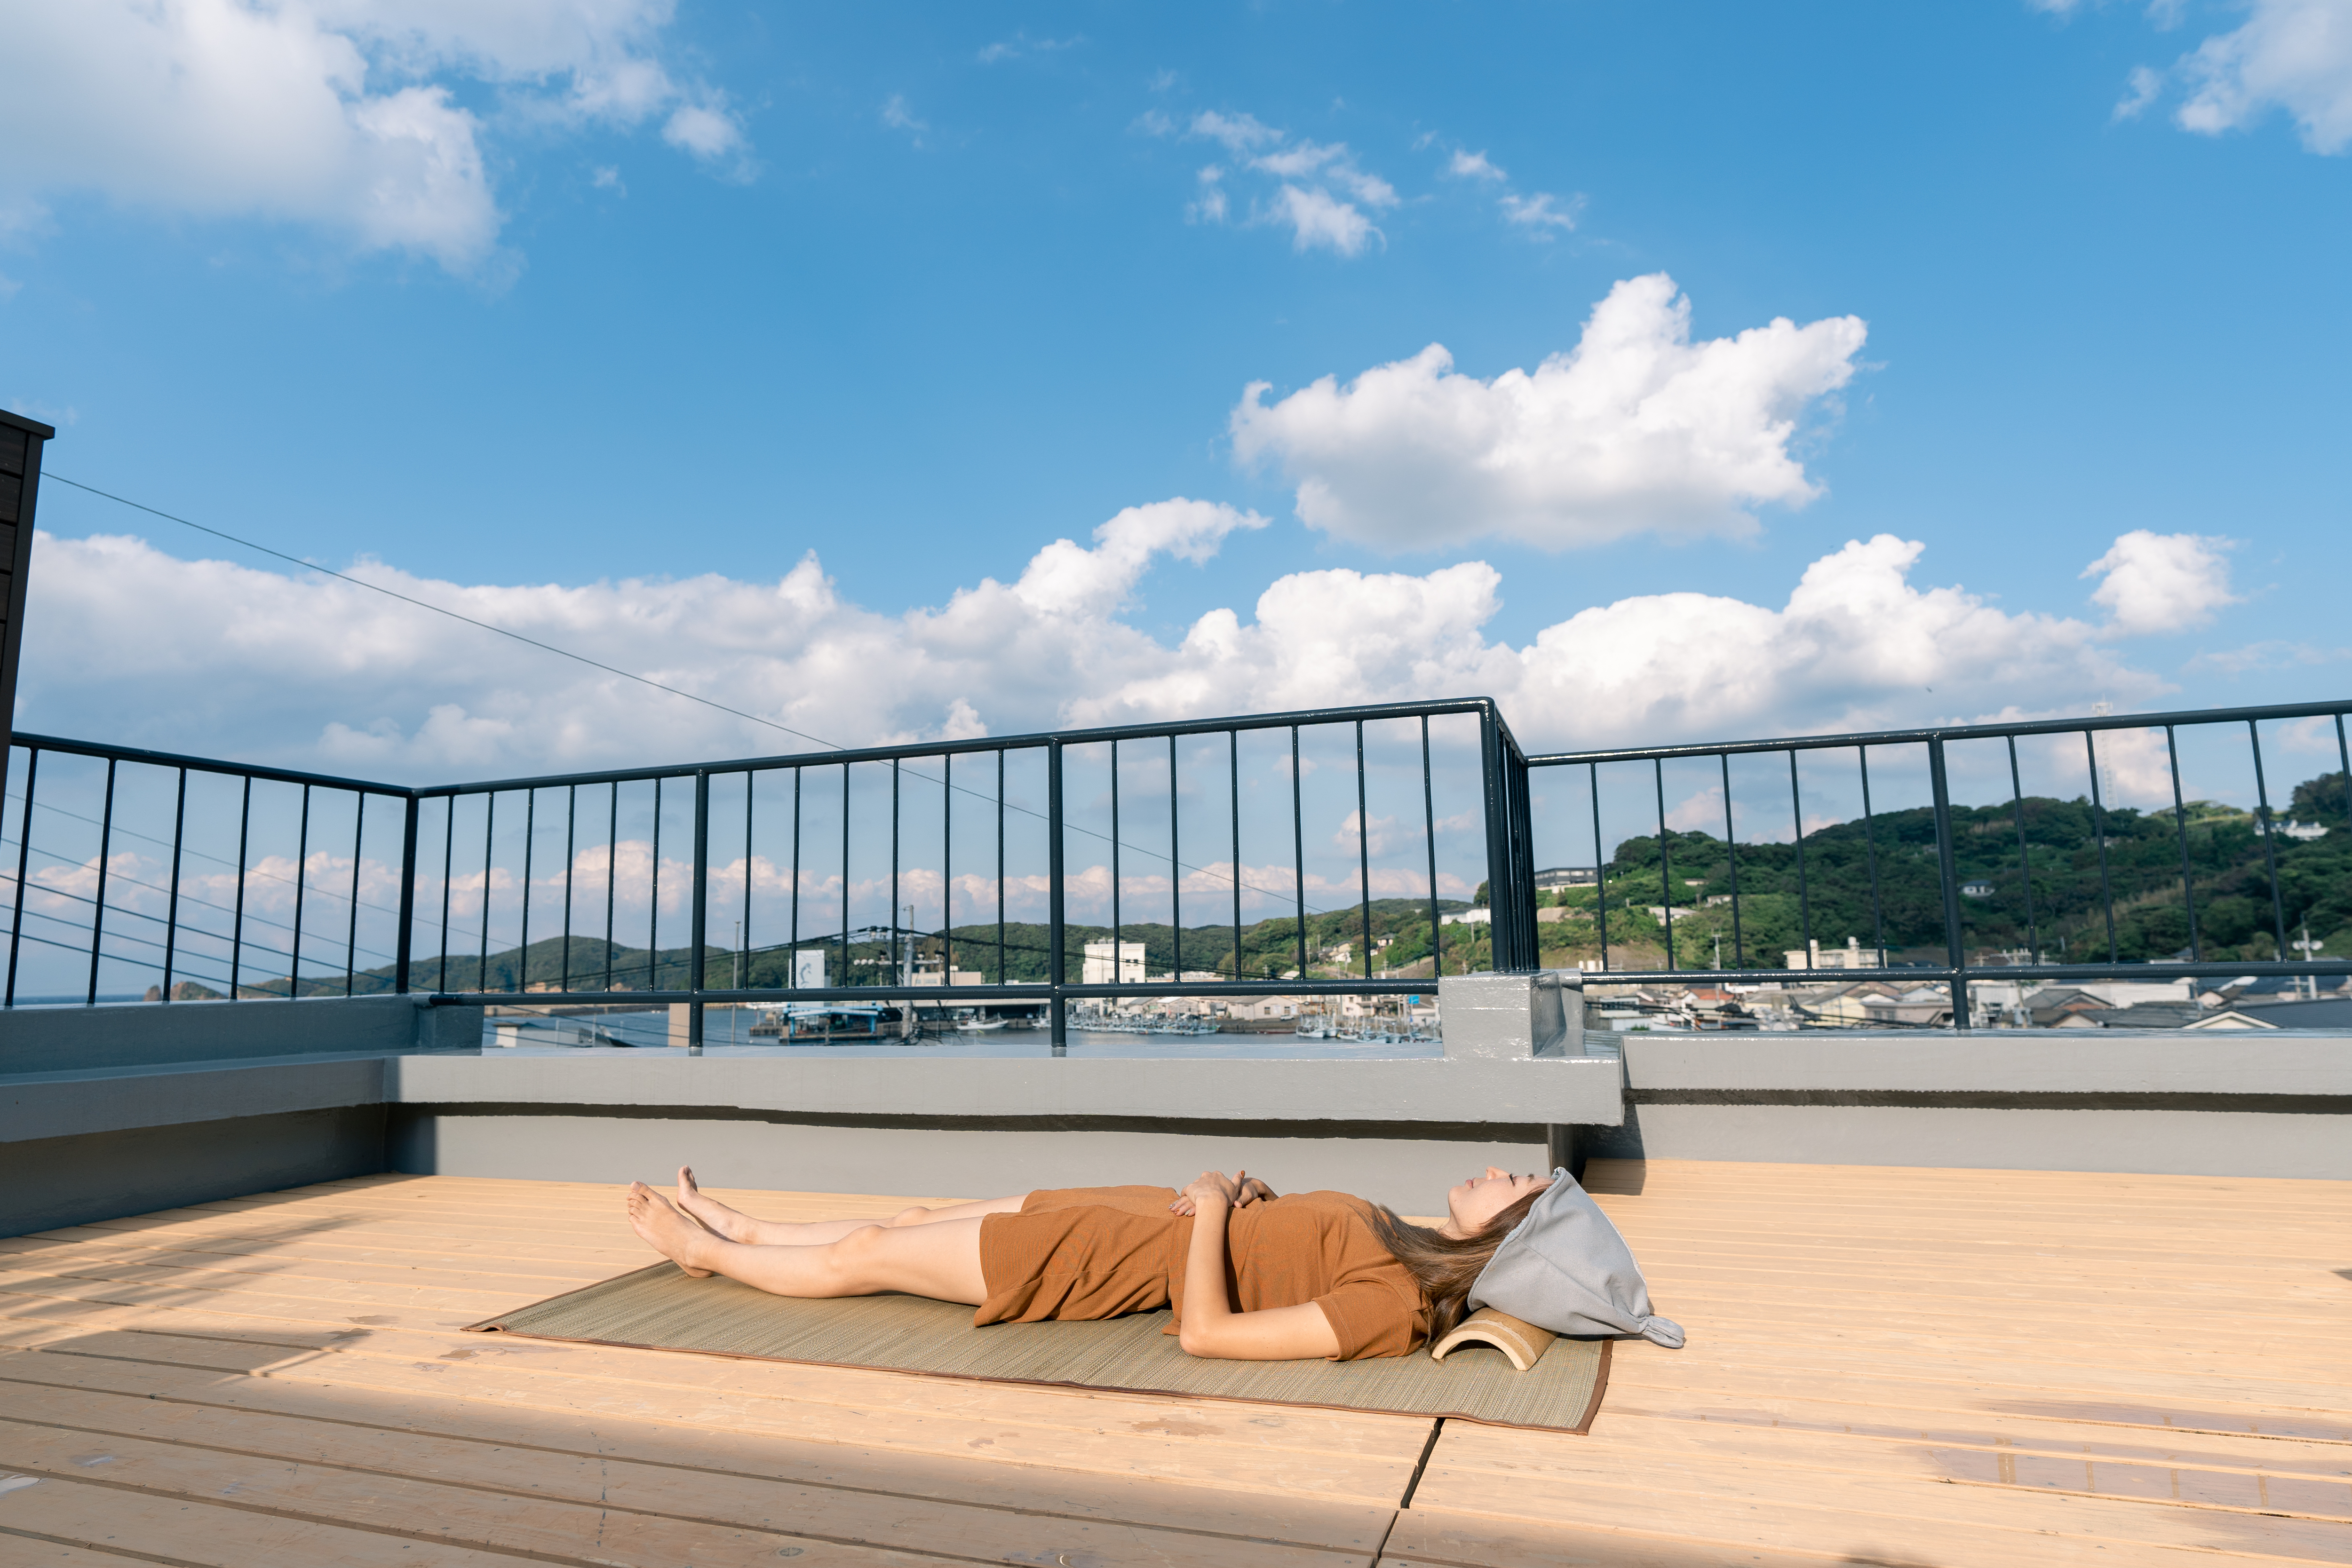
[1367,1188,1545,1342]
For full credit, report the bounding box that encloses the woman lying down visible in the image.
[625,1164,1683,1362]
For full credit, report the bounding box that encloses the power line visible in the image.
[44,474,1367,919]
[47,474,842,752]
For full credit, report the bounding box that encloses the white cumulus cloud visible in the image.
[1270,185,1380,255]
[2176,0,2352,151]
[2091,0,2352,153]
[1156,111,1398,255]
[1228,273,1869,551]
[1499,191,1580,234]
[0,0,749,273]
[2082,529,2240,634]
[22,515,2183,782]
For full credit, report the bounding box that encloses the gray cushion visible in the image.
[1467,1169,1685,1347]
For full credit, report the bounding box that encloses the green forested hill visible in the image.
[275,769,2345,995]
[291,898,1478,996]
[1546,769,2349,969]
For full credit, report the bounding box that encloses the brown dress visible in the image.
[974,1185,1429,1360]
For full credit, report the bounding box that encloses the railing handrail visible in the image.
[1526,697,2352,768]
[408,698,1510,799]
[10,732,411,796]
[25,699,1512,802]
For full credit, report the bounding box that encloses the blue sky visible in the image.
[2,0,2347,781]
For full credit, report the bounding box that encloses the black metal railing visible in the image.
[1522,699,2352,1026]
[6,695,2347,1039]
[3,699,1525,1049]
[0,735,411,1009]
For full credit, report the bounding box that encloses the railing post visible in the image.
[87,758,116,1006]
[395,794,419,995]
[689,769,708,1053]
[161,768,187,1001]
[1506,733,1537,971]
[1048,737,1066,1055]
[4,747,36,1008]
[1927,736,1971,1030]
[1477,705,1523,971]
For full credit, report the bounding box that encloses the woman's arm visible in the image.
[1175,1172,1342,1361]
[1167,1170,1276,1217]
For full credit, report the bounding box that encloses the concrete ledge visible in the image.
[387,1112,1550,1213]
[0,1053,397,1143]
[386,1050,1629,1127]
[1623,1033,2352,1097]
[1603,1033,2352,1178]
[0,995,476,1075]
[1594,1103,2350,1180]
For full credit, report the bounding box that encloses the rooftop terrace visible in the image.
[2,693,2347,1562]
[3,1160,2345,1566]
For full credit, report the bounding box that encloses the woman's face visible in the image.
[1446,1167,1548,1235]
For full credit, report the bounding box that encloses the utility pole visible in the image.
[2290,923,2324,1000]
[901,903,915,1037]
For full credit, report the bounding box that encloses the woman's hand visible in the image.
[1170,1172,1342,1361]
[1185,1170,1241,1209]
[1169,1169,1272,1216]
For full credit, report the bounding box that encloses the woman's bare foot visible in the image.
[674,1165,765,1243]
[626,1182,716,1277]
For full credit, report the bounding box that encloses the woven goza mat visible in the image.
[469,1263,1611,1433]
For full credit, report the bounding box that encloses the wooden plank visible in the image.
[1609,1332,2352,1392]
[1,1385,1383,1567]
[0,1244,617,1296]
[1596,1387,2352,1480]
[1556,1410,2352,1520]
[0,1348,1397,1556]
[3,1227,660,1271]
[1401,1468,2351,1568]
[1611,1346,2352,1416]
[0,1259,547,1316]
[0,1542,156,1561]
[1408,1422,2352,1566]
[1600,1364,2352,1442]
[0,1276,493,1336]
[0,1239,652,1285]
[0,1543,157,1566]
[0,1312,1442,1519]
[1605,1300,2352,1351]
[0,1425,954,1567]
[1379,1509,1925,1568]
[0,1337,1434,1506]
[0,1473,540,1566]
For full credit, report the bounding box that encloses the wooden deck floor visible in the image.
[0,1160,2345,1567]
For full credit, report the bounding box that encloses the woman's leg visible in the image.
[626,1184,989,1305]
[671,1166,1027,1245]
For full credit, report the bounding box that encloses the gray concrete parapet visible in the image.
[0,994,475,1076]
[1438,971,1585,1058]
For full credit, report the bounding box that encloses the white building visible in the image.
[1785,937,1889,970]
[1081,940,1146,984]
